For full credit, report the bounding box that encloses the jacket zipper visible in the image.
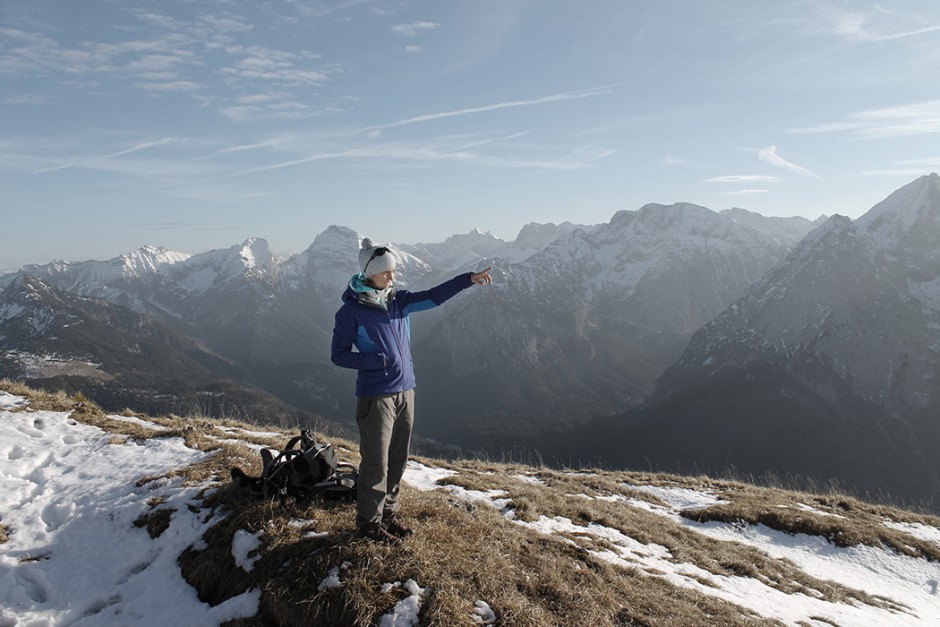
[387,305,408,391]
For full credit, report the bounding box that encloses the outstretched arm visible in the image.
[397,267,495,314]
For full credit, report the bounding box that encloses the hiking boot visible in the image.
[357,522,402,546]
[382,513,414,538]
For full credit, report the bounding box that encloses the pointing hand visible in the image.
[470,267,493,286]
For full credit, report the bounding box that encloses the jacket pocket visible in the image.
[365,352,386,371]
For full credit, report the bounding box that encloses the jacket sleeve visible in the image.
[397,273,474,315]
[331,306,386,371]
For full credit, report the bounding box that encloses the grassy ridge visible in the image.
[3,380,938,626]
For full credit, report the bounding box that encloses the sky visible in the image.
[2,0,940,272]
[3,388,940,625]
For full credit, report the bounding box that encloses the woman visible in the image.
[331,237,492,544]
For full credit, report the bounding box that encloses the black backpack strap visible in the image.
[283,435,304,452]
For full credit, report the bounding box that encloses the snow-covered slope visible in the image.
[0,391,258,626]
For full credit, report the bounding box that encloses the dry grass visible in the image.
[432,464,909,615]
[3,379,937,626]
[1,379,74,411]
[181,481,779,627]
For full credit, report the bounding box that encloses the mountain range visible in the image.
[3,174,939,507]
[565,173,940,510]
[0,202,816,442]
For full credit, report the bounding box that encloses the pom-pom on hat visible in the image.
[358,237,397,276]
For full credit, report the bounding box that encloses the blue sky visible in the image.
[2,0,939,271]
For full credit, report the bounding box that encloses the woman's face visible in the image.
[366,269,395,289]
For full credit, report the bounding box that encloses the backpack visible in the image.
[230,429,357,501]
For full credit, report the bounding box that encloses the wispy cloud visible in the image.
[857,156,940,178]
[830,9,940,43]
[876,24,940,41]
[233,130,612,176]
[896,156,940,167]
[220,99,330,123]
[193,140,284,161]
[1,133,282,206]
[0,134,222,182]
[2,93,58,106]
[661,156,690,166]
[391,22,441,37]
[704,175,782,183]
[718,189,770,196]
[366,86,614,131]
[758,146,818,178]
[281,0,374,19]
[236,145,603,176]
[0,11,333,122]
[135,80,204,93]
[790,100,940,139]
[107,138,182,158]
[220,45,327,87]
[132,221,213,231]
[859,168,933,177]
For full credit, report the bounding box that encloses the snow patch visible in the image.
[472,599,497,625]
[883,520,940,549]
[232,529,263,572]
[627,483,726,511]
[379,579,427,627]
[318,562,350,592]
[0,391,27,410]
[405,461,511,514]
[0,405,258,625]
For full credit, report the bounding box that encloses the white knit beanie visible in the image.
[358,238,397,276]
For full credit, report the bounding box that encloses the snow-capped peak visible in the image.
[18,245,190,288]
[170,238,278,294]
[280,226,360,292]
[400,229,507,274]
[856,172,940,250]
[235,238,272,270]
[118,245,190,275]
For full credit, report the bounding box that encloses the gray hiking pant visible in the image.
[355,390,415,527]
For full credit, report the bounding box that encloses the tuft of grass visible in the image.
[134,508,175,539]
[0,521,8,545]
[1,378,74,411]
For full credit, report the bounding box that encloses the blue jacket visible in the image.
[331,273,474,397]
